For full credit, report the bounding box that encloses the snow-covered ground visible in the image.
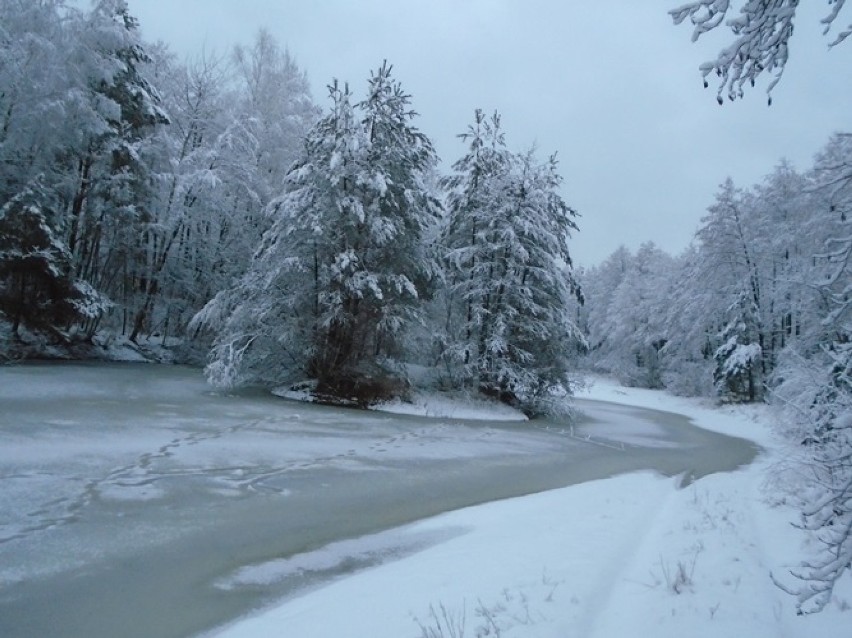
[210,376,851,638]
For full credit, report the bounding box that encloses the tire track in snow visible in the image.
[571,477,680,637]
[585,466,790,638]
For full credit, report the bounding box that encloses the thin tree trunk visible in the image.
[67,155,92,255]
[11,274,26,335]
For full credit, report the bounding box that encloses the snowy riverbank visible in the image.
[210,377,851,638]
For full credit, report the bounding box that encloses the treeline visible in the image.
[579,133,852,612]
[580,137,850,405]
[0,1,317,348]
[0,1,584,415]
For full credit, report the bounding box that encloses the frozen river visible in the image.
[0,363,758,638]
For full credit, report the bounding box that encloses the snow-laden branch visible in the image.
[671,0,849,102]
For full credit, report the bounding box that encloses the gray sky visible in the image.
[122,0,851,267]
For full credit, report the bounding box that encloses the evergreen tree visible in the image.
[439,109,512,379]
[199,64,441,401]
[0,183,108,338]
[441,112,584,415]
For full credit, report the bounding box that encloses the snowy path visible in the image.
[1,365,761,637]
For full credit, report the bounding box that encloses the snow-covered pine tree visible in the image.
[441,115,584,415]
[483,149,585,414]
[199,63,441,402]
[338,61,442,380]
[439,110,512,383]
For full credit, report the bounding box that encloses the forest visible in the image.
[0,0,585,417]
[0,0,850,611]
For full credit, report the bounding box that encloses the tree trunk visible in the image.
[11,273,26,335]
[67,155,92,255]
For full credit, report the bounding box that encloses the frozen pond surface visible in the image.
[0,363,757,638]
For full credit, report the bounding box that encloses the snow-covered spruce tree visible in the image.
[441,115,584,416]
[198,63,441,401]
[439,109,512,384]
[0,183,109,340]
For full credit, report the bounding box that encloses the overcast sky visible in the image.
[120,0,851,267]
